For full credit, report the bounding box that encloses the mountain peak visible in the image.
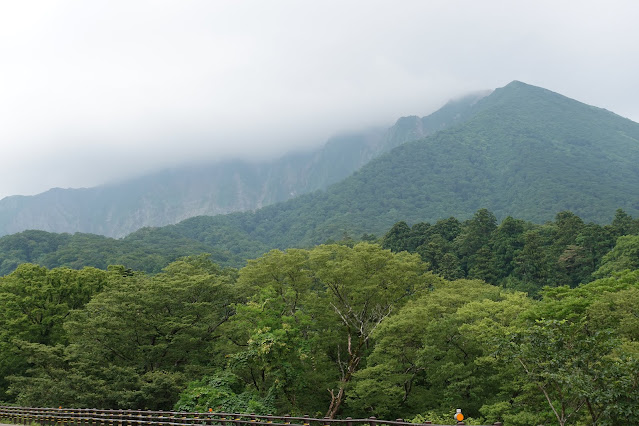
[497,80,552,94]
[504,79,528,87]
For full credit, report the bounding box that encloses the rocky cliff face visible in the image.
[0,92,488,238]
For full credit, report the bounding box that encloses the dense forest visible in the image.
[380,208,639,296]
[2,206,637,285]
[2,209,639,425]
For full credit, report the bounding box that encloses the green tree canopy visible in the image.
[9,256,237,409]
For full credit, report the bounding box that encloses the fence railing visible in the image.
[0,406,502,426]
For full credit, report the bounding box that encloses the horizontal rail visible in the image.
[0,406,501,426]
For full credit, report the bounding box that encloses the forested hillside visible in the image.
[379,208,639,295]
[1,206,638,289]
[1,81,639,274]
[0,92,485,238]
[111,80,639,257]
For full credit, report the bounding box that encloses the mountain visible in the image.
[3,80,638,274]
[0,92,485,238]
[124,80,639,254]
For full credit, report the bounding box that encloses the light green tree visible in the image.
[180,243,427,417]
[349,279,531,422]
[593,235,639,278]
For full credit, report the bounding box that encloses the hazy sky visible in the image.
[1,0,638,199]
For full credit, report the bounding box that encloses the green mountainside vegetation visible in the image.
[165,80,639,251]
[1,208,638,290]
[1,207,639,423]
[380,209,639,295]
[214,80,639,248]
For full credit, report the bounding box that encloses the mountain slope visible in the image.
[0,93,485,238]
[135,80,639,255]
[330,80,639,228]
[2,80,638,273]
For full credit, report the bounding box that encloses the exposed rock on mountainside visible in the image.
[0,92,486,238]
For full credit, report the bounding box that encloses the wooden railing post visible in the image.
[368,417,376,426]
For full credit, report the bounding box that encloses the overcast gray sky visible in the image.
[1,0,638,199]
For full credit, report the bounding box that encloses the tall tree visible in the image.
[349,279,531,421]
[309,243,426,417]
[593,235,639,278]
[455,209,498,274]
[610,208,637,237]
[203,243,427,417]
[382,221,412,252]
[490,216,526,282]
[503,271,639,425]
[513,231,550,294]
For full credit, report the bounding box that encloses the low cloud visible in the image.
[1,0,638,198]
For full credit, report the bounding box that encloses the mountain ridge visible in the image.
[141,79,639,252]
[1,80,639,273]
[0,91,486,238]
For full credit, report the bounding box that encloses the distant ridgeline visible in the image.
[0,91,486,238]
[1,207,638,297]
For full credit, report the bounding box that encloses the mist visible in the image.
[1,0,638,199]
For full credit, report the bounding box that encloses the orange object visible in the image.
[455,413,464,421]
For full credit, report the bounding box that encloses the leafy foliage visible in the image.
[0,264,108,401]
[7,256,237,409]
[182,244,427,417]
[379,209,639,296]
[0,242,638,425]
